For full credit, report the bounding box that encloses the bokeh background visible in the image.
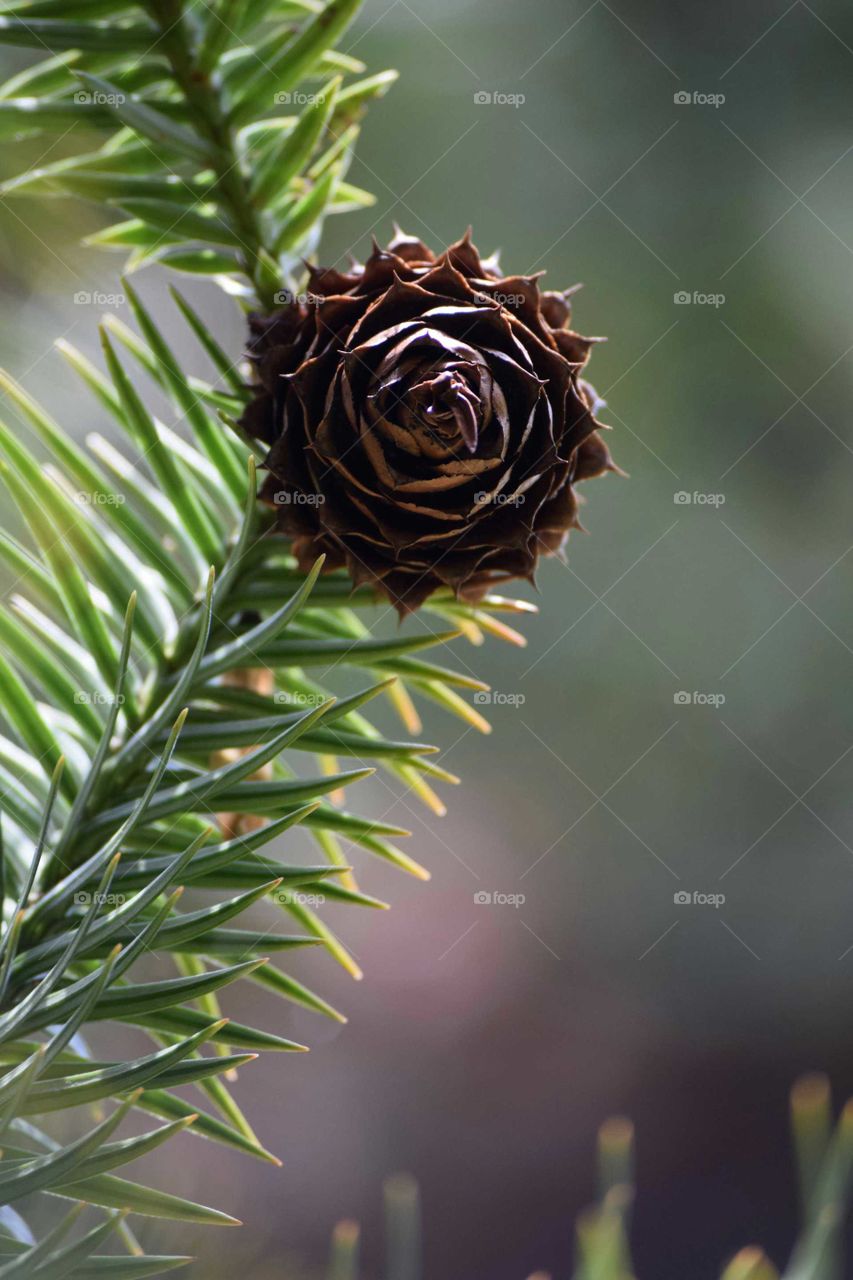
[2,0,853,1275]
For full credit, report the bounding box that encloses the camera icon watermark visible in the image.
[673,690,726,708]
[673,490,726,507]
[673,890,726,908]
[74,690,126,706]
[274,91,325,106]
[273,691,327,707]
[472,690,526,707]
[473,491,525,507]
[74,890,128,907]
[73,290,126,307]
[674,90,725,108]
[673,290,725,308]
[474,890,526,908]
[272,889,326,908]
[73,89,126,106]
[273,289,317,306]
[273,490,325,506]
[473,90,526,108]
[75,491,125,507]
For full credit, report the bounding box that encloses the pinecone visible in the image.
[241,229,617,614]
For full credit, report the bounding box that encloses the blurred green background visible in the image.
[2,0,853,1275]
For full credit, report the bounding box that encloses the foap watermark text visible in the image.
[674,490,726,507]
[674,290,725,308]
[674,890,726,908]
[673,690,726,708]
[474,90,525,108]
[474,890,526,908]
[473,690,526,707]
[674,90,725,108]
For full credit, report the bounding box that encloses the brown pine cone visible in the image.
[240,229,617,614]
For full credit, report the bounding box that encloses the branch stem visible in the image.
[148,0,280,309]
